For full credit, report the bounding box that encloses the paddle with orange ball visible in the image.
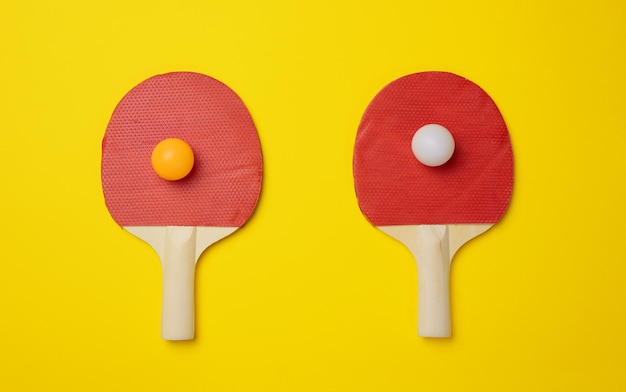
[353,72,513,337]
[102,72,262,340]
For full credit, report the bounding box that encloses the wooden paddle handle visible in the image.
[415,225,451,338]
[161,226,197,340]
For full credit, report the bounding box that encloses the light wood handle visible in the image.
[124,226,239,340]
[378,224,493,338]
[161,226,197,340]
[415,225,451,337]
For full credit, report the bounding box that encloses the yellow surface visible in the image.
[1,1,625,390]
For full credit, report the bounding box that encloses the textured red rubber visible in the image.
[102,72,262,227]
[354,72,513,225]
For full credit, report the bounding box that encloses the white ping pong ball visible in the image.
[411,124,455,167]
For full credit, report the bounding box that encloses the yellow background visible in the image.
[1,1,625,390]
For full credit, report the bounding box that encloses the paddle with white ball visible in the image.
[102,72,263,340]
[353,72,513,337]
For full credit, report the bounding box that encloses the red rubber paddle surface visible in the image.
[353,72,513,226]
[102,72,262,227]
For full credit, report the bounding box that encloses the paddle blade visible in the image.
[102,72,263,228]
[353,72,513,226]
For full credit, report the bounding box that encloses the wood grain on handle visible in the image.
[125,226,237,340]
[414,225,451,337]
[379,224,492,338]
[160,226,196,340]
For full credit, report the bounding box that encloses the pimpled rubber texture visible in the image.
[353,72,513,225]
[102,72,262,227]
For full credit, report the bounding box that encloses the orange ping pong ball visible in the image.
[151,138,195,181]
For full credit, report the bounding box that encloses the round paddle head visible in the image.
[353,72,513,226]
[102,72,262,228]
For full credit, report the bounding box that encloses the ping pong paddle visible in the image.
[353,72,513,337]
[102,72,262,340]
